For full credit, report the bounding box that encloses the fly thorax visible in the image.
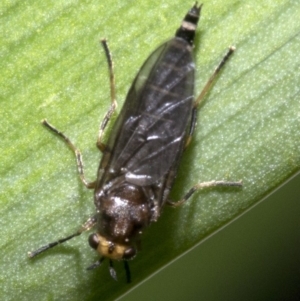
[90,184,151,260]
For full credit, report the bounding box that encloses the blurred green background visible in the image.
[119,172,300,301]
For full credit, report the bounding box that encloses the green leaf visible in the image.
[1,0,299,300]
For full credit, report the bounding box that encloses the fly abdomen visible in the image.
[104,26,199,187]
[175,3,202,45]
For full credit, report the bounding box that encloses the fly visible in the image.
[28,3,242,283]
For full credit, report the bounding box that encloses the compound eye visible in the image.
[88,233,99,250]
[123,247,136,260]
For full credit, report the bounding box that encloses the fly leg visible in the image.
[41,40,116,187]
[185,46,235,147]
[42,119,95,188]
[167,180,242,207]
[28,215,97,258]
[97,39,117,152]
[42,120,96,189]
[173,47,241,206]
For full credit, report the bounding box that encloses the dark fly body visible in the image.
[29,3,242,283]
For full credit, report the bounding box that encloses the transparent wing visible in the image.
[106,37,195,185]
